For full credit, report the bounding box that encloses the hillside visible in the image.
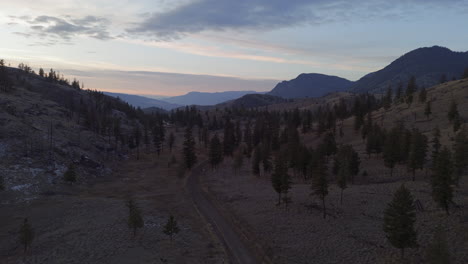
[351,46,468,93]
[269,73,353,99]
[104,92,180,110]
[163,90,261,106]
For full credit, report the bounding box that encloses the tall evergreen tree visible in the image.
[233,147,244,174]
[453,128,468,184]
[209,134,223,169]
[163,215,180,244]
[168,132,175,153]
[127,199,144,236]
[431,147,454,215]
[63,164,77,184]
[311,158,328,219]
[424,101,432,119]
[19,218,35,253]
[252,145,261,175]
[183,126,197,170]
[383,185,418,260]
[425,227,451,264]
[408,129,428,181]
[406,76,417,106]
[418,87,427,103]
[223,118,235,156]
[383,127,401,176]
[447,100,459,123]
[431,127,441,164]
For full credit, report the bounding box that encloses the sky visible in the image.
[1,0,468,96]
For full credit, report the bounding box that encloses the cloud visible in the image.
[9,15,114,43]
[128,0,467,40]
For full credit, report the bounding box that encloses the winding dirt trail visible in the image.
[187,161,259,264]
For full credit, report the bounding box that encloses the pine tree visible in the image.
[63,164,77,184]
[168,132,175,152]
[439,74,447,84]
[233,147,244,174]
[447,100,459,123]
[383,127,400,176]
[0,59,13,92]
[431,147,453,215]
[384,87,393,110]
[311,158,328,218]
[271,159,283,205]
[406,76,417,106]
[424,101,432,119]
[209,134,223,169]
[431,127,441,164]
[127,199,144,236]
[408,129,428,181]
[418,87,427,103]
[38,68,44,77]
[252,146,261,175]
[453,128,468,184]
[20,218,35,253]
[223,118,235,156]
[425,227,451,264]
[383,185,418,260]
[183,126,197,170]
[0,174,4,191]
[163,215,180,244]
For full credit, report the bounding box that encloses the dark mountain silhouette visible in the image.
[217,94,287,108]
[162,90,261,106]
[351,46,468,93]
[268,73,353,99]
[104,92,180,110]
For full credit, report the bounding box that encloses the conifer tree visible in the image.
[406,76,417,106]
[163,215,180,244]
[384,87,393,110]
[20,218,35,253]
[38,68,44,77]
[418,87,427,103]
[209,134,223,169]
[383,185,418,260]
[183,126,197,170]
[453,128,468,184]
[408,129,428,181]
[447,100,459,123]
[252,146,261,175]
[223,118,235,156]
[127,199,144,237]
[431,127,441,163]
[233,147,244,174]
[431,147,453,215]
[63,164,77,184]
[0,174,4,191]
[262,144,272,175]
[425,227,451,264]
[383,127,400,176]
[463,67,468,79]
[168,132,175,153]
[0,59,13,92]
[311,158,328,218]
[424,101,432,119]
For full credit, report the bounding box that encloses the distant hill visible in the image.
[218,94,287,108]
[162,90,261,106]
[104,92,180,110]
[351,46,468,93]
[268,73,353,99]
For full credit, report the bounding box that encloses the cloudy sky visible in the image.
[1,0,467,96]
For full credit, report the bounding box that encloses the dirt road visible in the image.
[187,161,259,264]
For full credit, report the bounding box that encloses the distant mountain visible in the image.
[268,73,353,99]
[351,46,468,93]
[218,94,287,108]
[104,92,180,110]
[162,90,261,106]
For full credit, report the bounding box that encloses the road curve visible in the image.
[187,161,259,264]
